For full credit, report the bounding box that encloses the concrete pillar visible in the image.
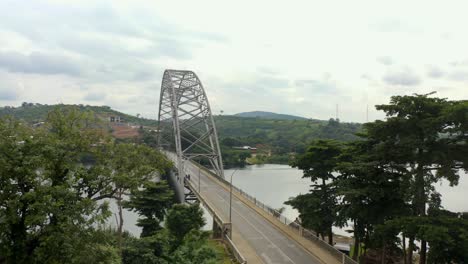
[212,219,222,239]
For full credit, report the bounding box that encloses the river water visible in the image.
[115,164,468,237]
[225,164,468,236]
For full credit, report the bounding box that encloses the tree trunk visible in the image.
[328,227,333,245]
[352,220,360,261]
[381,242,386,264]
[402,234,407,264]
[117,189,124,256]
[415,165,427,264]
[419,240,427,264]
[407,236,415,264]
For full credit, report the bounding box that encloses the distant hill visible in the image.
[0,103,157,127]
[0,104,362,158]
[234,111,308,120]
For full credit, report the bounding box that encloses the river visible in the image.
[115,164,468,237]
[225,164,468,237]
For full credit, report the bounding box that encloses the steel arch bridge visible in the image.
[157,69,224,179]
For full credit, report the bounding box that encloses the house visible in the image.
[232,146,258,155]
[109,116,123,123]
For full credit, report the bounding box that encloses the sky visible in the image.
[0,0,467,122]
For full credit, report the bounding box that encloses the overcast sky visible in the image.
[0,0,467,122]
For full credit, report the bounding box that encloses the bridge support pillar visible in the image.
[212,221,232,240]
[212,219,222,239]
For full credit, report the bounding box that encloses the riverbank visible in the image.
[246,154,291,165]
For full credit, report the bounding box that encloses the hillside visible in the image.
[234,111,308,120]
[0,103,158,126]
[214,115,361,152]
[1,103,362,165]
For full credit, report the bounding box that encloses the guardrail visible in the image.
[194,163,357,264]
[184,178,247,264]
[224,234,247,264]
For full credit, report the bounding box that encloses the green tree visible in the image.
[366,93,467,263]
[122,231,171,264]
[106,142,172,253]
[0,108,113,263]
[286,139,343,245]
[337,140,409,261]
[165,204,206,245]
[123,181,174,237]
[171,230,220,264]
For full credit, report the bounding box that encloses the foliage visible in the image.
[171,230,220,264]
[365,93,467,263]
[122,231,171,264]
[0,103,158,126]
[0,103,362,168]
[286,94,468,263]
[233,110,308,120]
[337,140,409,260]
[165,204,206,244]
[220,146,251,168]
[215,116,361,156]
[122,198,220,264]
[286,139,344,244]
[0,108,113,263]
[0,106,173,264]
[123,181,174,237]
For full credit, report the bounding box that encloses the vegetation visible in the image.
[1,103,362,168]
[0,106,229,263]
[233,110,308,120]
[0,102,158,126]
[287,93,468,263]
[285,139,344,245]
[123,192,226,264]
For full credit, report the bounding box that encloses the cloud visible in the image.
[377,56,393,66]
[382,68,421,86]
[0,86,18,100]
[156,39,192,59]
[294,79,337,93]
[449,59,468,67]
[371,19,405,32]
[0,51,81,76]
[223,76,289,93]
[427,66,445,78]
[0,77,20,100]
[83,91,106,101]
[448,71,468,81]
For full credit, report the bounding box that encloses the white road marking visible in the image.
[214,192,296,264]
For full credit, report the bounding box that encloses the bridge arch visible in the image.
[157,69,224,179]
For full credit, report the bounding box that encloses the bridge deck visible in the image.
[180,159,337,264]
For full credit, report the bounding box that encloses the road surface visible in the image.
[174,155,322,264]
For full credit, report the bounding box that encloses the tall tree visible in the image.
[0,108,113,263]
[365,93,467,263]
[107,142,172,253]
[123,181,174,238]
[337,140,409,262]
[286,139,343,245]
[165,204,206,245]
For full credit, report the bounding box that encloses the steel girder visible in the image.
[157,69,225,179]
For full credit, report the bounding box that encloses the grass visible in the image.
[208,239,238,264]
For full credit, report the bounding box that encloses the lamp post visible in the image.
[229,169,238,223]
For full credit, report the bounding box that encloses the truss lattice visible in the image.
[157,69,224,178]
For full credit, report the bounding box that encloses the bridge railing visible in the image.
[231,184,357,264]
[184,178,247,264]
[192,163,357,264]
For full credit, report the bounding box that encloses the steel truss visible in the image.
[157,69,224,179]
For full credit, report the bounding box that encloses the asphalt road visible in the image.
[177,158,322,264]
